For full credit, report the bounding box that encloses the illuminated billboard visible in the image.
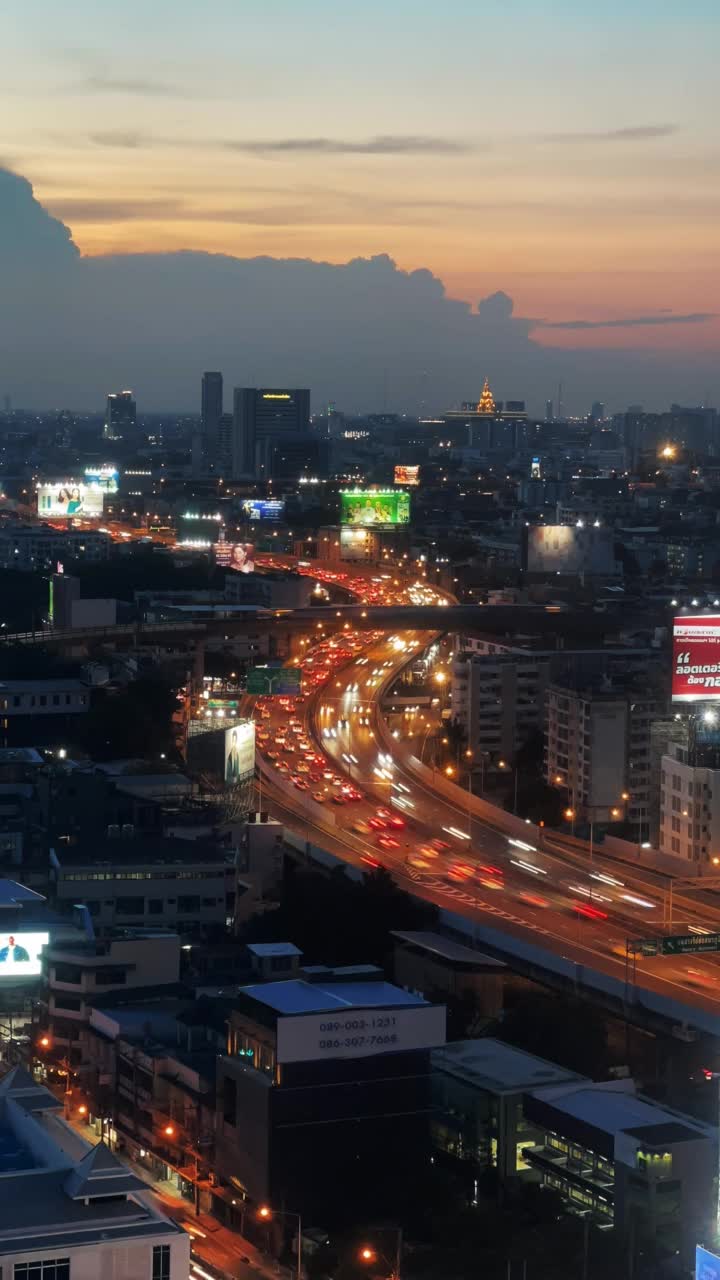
[37,483,104,519]
[526,525,618,576]
[394,465,420,487]
[224,721,255,784]
[215,542,255,573]
[276,1003,446,1064]
[673,615,720,702]
[83,466,119,493]
[241,499,285,522]
[340,489,410,529]
[0,931,49,978]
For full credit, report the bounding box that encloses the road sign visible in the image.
[246,666,302,696]
[661,932,720,956]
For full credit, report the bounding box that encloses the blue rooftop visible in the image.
[240,978,427,1016]
[0,1123,37,1173]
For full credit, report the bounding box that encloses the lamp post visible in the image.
[258,1205,303,1280]
[358,1227,403,1280]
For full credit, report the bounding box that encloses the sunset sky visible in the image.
[3,0,718,356]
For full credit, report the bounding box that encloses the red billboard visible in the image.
[672,614,720,702]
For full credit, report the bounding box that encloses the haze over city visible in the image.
[1,0,718,412]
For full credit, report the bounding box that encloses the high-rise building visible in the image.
[103,389,136,440]
[201,370,223,464]
[590,400,605,424]
[545,399,553,422]
[231,387,311,478]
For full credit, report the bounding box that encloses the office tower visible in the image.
[545,398,553,422]
[231,387,311,478]
[201,371,223,464]
[590,400,605,424]
[103,390,136,440]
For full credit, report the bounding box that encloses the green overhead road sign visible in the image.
[661,932,720,956]
[246,666,302,697]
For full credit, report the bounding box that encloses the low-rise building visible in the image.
[0,1064,189,1279]
[0,678,92,748]
[216,969,445,1220]
[0,524,111,571]
[50,835,239,931]
[41,928,181,1065]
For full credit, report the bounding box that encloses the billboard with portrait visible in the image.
[37,483,104,519]
[340,489,410,528]
[394,465,420,487]
[0,931,49,978]
[241,499,285,522]
[673,615,720,702]
[224,721,255,784]
[215,542,255,573]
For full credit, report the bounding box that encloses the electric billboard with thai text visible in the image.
[394,465,420,487]
[0,931,49,978]
[224,721,255,784]
[673,615,720,702]
[37,483,104,519]
[340,489,410,529]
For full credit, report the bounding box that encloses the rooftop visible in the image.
[57,834,231,868]
[432,1037,586,1094]
[391,930,506,970]
[530,1082,715,1145]
[0,879,46,908]
[240,977,427,1017]
[247,942,302,959]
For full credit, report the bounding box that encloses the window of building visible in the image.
[98,967,127,985]
[15,1260,70,1280]
[178,896,200,913]
[148,899,163,914]
[152,1246,170,1280]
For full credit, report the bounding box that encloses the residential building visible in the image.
[216,969,445,1219]
[545,674,664,824]
[41,929,181,1065]
[103,390,136,441]
[50,835,239,931]
[0,524,111,571]
[81,993,223,1212]
[231,388,310,478]
[658,729,720,865]
[0,1064,189,1279]
[451,649,552,759]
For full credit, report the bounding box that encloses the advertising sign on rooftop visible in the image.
[696,1246,720,1280]
[0,931,49,979]
[276,1003,446,1064]
[340,489,410,529]
[393,465,420,487]
[215,542,255,573]
[224,721,255,785]
[673,615,720,702]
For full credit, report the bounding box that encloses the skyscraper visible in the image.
[231,388,311,478]
[201,371,223,465]
[103,390,136,440]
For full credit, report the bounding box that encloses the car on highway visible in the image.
[431,838,451,853]
[312,792,326,803]
[352,820,372,835]
[368,816,387,831]
[377,834,401,851]
[331,793,346,804]
[387,814,406,829]
[293,778,309,791]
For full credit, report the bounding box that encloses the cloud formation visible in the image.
[536,124,677,144]
[78,76,185,97]
[539,313,716,330]
[224,135,471,155]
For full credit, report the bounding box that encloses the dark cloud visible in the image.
[77,76,185,96]
[0,166,716,416]
[224,135,471,155]
[477,291,514,321]
[536,124,677,144]
[539,313,716,330]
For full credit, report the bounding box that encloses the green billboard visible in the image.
[340,489,410,529]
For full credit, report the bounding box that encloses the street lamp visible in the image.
[258,1205,303,1280]
[358,1229,402,1280]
